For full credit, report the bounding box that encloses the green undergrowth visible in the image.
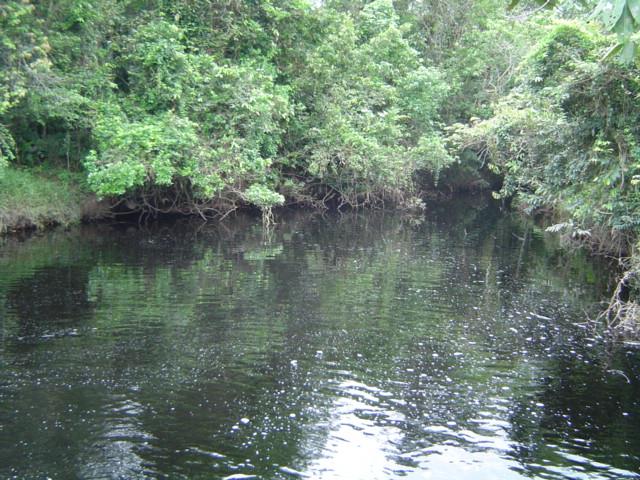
[0,168,89,233]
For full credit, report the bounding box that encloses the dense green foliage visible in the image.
[0,0,466,215]
[511,0,640,62]
[1,0,634,215]
[0,0,561,213]
[457,23,640,238]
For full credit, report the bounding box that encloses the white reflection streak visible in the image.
[305,381,408,480]
[80,398,153,479]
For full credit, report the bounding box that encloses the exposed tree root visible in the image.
[598,270,640,338]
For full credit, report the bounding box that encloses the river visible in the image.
[1,199,639,479]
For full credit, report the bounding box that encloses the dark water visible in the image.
[1,200,639,479]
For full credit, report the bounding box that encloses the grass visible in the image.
[0,167,89,234]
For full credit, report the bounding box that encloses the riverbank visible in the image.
[2,178,638,339]
[0,167,109,234]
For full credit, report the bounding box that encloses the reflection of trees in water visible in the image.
[0,205,633,478]
[5,266,93,338]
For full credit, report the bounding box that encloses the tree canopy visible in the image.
[0,0,638,247]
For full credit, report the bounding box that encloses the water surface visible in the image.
[1,200,639,479]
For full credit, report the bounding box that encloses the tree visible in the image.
[510,0,640,62]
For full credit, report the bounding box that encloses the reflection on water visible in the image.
[0,199,639,479]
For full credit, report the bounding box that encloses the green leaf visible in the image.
[628,0,640,23]
[600,0,627,30]
[612,5,636,35]
[602,40,624,59]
